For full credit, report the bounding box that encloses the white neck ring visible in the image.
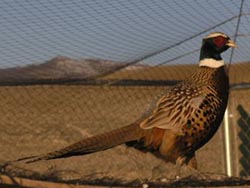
[199,58,225,68]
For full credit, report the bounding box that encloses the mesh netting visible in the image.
[1,1,250,187]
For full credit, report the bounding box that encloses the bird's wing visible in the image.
[139,82,206,133]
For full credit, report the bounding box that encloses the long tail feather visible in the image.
[17,123,144,163]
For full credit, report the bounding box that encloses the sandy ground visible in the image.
[0,85,248,183]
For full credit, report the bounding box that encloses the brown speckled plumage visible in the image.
[15,32,236,173]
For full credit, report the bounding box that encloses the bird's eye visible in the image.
[213,36,227,48]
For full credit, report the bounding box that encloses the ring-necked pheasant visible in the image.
[16,32,237,173]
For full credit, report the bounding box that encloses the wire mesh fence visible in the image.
[237,105,250,176]
[0,0,250,187]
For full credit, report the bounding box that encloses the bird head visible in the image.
[199,32,237,68]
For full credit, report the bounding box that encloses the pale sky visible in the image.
[0,0,249,68]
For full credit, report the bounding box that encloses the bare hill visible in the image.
[0,57,249,86]
[0,56,124,84]
[103,62,250,85]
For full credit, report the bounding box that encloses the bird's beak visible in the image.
[226,40,237,48]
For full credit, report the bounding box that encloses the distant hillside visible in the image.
[0,57,249,86]
[0,56,127,84]
[102,62,250,86]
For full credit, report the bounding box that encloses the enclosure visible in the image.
[0,1,250,187]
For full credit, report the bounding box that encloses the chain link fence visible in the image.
[237,105,250,176]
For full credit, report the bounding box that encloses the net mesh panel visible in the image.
[0,0,250,183]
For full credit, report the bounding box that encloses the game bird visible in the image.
[16,32,236,174]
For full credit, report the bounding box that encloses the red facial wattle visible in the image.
[213,36,227,48]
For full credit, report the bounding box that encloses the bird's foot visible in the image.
[187,167,211,180]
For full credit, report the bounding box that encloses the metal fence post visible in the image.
[224,107,232,176]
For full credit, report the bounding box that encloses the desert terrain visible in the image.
[0,61,250,185]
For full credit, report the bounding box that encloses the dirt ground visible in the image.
[0,84,233,183]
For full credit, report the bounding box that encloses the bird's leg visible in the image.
[186,154,209,179]
[177,153,206,179]
[175,157,185,179]
[186,153,197,169]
